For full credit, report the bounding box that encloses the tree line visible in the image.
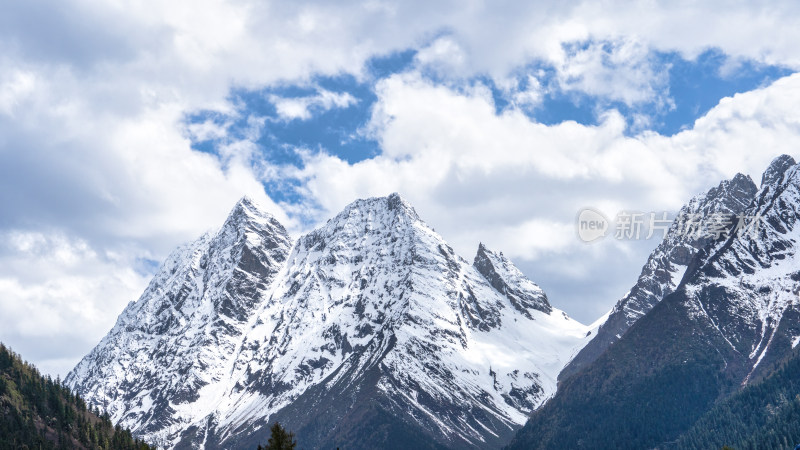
[0,342,154,450]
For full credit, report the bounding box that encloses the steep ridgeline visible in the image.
[561,173,757,381]
[65,198,293,448]
[67,194,593,450]
[473,243,552,317]
[507,155,800,450]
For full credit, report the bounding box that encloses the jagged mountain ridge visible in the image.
[67,193,593,449]
[473,243,552,317]
[64,197,293,447]
[561,172,758,380]
[686,154,800,383]
[508,155,800,449]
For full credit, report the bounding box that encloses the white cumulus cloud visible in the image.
[270,89,358,121]
[2,0,800,375]
[287,71,800,320]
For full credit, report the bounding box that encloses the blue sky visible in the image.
[184,44,791,216]
[3,0,800,377]
[186,45,792,171]
[178,42,793,324]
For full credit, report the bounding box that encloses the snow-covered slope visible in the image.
[681,154,800,382]
[508,155,800,449]
[67,193,592,449]
[473,243,552,317]
[561,172,757,381]
[64,197,292,447]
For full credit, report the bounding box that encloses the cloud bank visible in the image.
[1,0,800,376]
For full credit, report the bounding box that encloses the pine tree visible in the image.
[0,342,156,450]
[258,422,297,450]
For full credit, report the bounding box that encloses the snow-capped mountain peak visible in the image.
[299,192,422,252]
[67,193,592,449]
[561,172,758,381]
[507,156,800,450]
[473,243,552,317]
[683,158,800,382]
[760,154,796,188]
[65,197,293,447]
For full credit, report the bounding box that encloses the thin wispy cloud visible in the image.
[270,89,358,121]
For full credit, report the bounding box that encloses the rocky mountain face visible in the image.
[688,154,800,383]
[561,173,758,381]
[64,197,292,448]
[66,194,592,449]
[473,243,552,317]
[508,155,800,449]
